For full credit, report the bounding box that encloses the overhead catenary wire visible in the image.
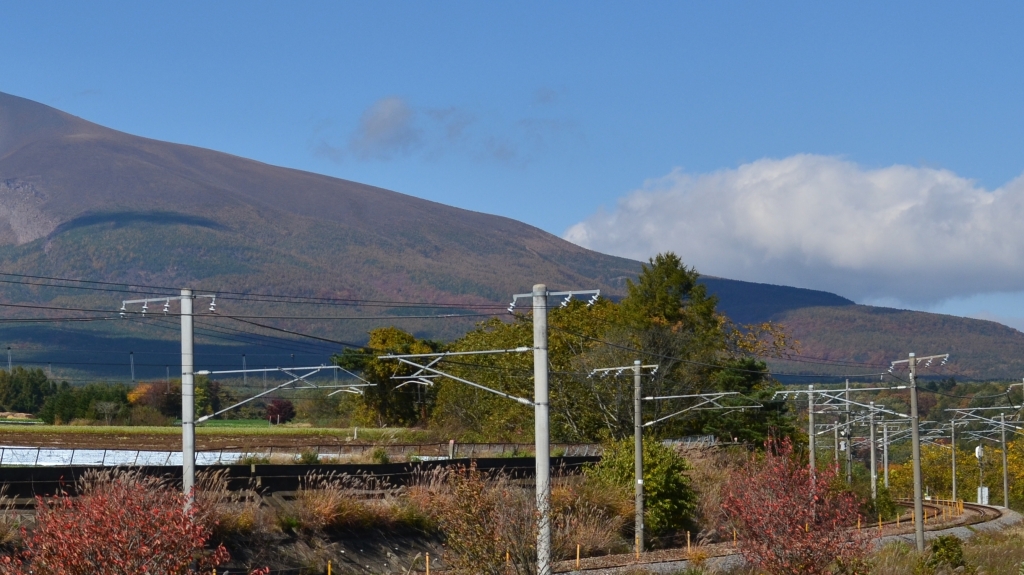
[546,324,892,380]
[133,316,333,357]
[0,272,510,309]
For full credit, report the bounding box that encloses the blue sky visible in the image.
[4,2,1024,326]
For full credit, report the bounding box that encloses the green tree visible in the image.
[432,298,615,441]
[586,437,696,537]
[0,367,57,414]
[429,252,797,444]
[610,253,734,439]
[333,327,440,427]
[38,382,129,424]
[194,377,236,418]
[690,358,795,444]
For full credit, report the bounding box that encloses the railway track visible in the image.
[553,501,1010,574]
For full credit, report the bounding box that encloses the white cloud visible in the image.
[313,96,579,166]
[564,154,1024,305]
[348,97,422,160]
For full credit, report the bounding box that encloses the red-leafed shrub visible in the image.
[0,470,236,575]
[721,438,868,575]
[266,399,296,424]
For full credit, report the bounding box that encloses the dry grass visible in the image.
[963,524,1024,574]
[685,447,743,544]
[294,472,433,533]
[407,466,632,574]
[196,470,282,570]
[551,477,631,558]
[722,525,1024,575]
[0,485,21,550]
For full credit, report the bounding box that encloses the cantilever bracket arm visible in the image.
[508,289,601,313]
[388,357,534,407]
[195,368,317,424]
[642,392,762,428]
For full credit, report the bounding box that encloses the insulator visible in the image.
[209,297,217,312]
[163,300,170,314]
[587,294,599,307]
[141,302,148,315]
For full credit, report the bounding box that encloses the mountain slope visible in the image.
[0,91,643,309]
[1,91,1022,381]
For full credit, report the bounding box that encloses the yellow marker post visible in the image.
[878,515,882,533]
[733,528,737,546]
[686,531,691,555]
[328,561,332,575]
[857,517,861,531]
[576,544,580,569]
[426,553,430,575]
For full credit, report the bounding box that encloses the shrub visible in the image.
[296,449,320,465]
[371,446,390,464]
[0,469,232,574]
[926,535,966,570]
[237,453,271,465]
[266,399,295,424]
[128,405,173,426]
[721,437,867,575]
[585,437,696,537]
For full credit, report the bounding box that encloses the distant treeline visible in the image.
[0,367,288,425]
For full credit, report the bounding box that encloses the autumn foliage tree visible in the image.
[722,438,867,575]
[0,470,237,575]
[265,398,296,424]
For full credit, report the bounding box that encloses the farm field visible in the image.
[0,424,435,450]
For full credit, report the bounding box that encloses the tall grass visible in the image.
[294,471,434,533]
[196,469,281,571]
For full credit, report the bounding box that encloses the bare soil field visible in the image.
[0,425,430,451]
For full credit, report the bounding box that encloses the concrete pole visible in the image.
[181,289,196,504]
[909,353,925,552]
[834,420,840,465]
[978,446,984,503]
[808,385,815,481]
[845,379,853,485]
[951,422,957,502]
[869,402,877,503]
[883,423,890,489]
[1001,413,1009,508]
[532,284,551,575]
[634,360,644,552]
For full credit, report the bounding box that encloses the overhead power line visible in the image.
[0,272,509,309]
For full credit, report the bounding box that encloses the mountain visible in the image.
[1,91,1023,381]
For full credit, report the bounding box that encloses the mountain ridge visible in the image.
[2,91,1023,380]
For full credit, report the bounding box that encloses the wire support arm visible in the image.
[389,357,534,407]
